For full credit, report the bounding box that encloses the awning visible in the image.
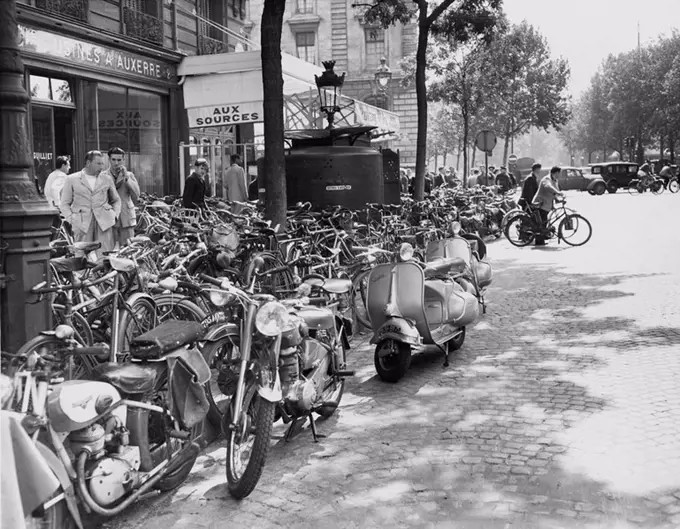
[178,51,400,133]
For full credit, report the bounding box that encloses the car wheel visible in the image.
[606,181,618,194]
[594,182,606,195]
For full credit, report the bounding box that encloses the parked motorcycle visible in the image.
[198,266,354,499]
[2,320,210,528]
[366,242,480,383]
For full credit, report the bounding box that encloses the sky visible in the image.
[502,0,680,96]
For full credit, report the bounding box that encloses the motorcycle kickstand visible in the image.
[308,413,326,443]
[284,416,304,443]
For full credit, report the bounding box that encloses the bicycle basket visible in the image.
[208,224,239,251]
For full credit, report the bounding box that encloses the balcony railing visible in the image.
[123,7,164,46]
[34,0,89,22]
[198,34,229,55]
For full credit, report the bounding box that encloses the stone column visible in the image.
[0,0,56,352]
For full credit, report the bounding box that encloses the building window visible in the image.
[295,32,316,64]
[29,75,73,103]
[123,0,164,46]
[198,0,229,54]
[365,28,386,70]
[83,82,166,196]
[296,0,314,14]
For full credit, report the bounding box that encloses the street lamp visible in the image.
[314,60,345,129]
[374,57,392,93]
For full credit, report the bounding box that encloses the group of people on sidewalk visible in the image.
[45,148,139,253]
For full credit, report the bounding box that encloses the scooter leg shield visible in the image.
[447,291,480,327]
[475,260,493,288]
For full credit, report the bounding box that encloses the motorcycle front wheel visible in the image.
[669,178,680,193]
[225,382,275,499]
[374,339,411,383]
[24,492,75,529]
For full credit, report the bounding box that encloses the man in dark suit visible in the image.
[182,158,211,209]
[520,163,541,209]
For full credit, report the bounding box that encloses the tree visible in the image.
[260,0,287,229]
[355,0,501,200]
[427,102,461,168]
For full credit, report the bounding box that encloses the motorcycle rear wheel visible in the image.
[225,382,275,499]
[374,340,411,383]
[669,178,680,193]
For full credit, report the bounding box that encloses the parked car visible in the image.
[590,162,639,193]
[555,166,607,195]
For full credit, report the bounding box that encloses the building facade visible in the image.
[248,0,419,168]
[16,0,252,196]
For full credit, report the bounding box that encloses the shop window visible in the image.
[295,32,316,64]
[296,0,314,13]
[365,28,385,70]
[29,75,73,103]
[83,82,166,196]
[230,0,246,19]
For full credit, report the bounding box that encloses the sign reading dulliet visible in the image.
[187,102,264,128]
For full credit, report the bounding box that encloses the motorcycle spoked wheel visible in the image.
[201,333,241,426]
[316,340,348,418]
[225,382,276,499]
[24,492,75,529]
[374,339,411,383]
[652,181,665,195]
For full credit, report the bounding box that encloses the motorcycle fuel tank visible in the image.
[47,380,126,433]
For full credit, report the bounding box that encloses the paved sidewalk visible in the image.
[104,193,680,529]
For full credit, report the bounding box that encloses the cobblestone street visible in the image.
[105,192,680,529]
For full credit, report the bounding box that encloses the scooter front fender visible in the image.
[257,372,282,402]
[370,318,421,346]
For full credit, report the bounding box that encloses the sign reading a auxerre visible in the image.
[17,25,176,83]
[187,102,264,128]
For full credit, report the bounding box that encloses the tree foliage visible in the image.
[567,31,680,163]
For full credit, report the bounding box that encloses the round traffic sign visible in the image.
[475,130,497,152]
[508,154,518,164]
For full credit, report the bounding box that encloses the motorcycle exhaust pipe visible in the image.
[76,441,200,516]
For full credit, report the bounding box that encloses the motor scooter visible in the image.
[425,222,493,312]
[366,243,480,382]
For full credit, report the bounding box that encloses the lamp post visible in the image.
[374,57,392,94]
[0,0,56,353]
[314,60,345,129]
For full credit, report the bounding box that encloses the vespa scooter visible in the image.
[366,243,480,382]
[425,222,493,312]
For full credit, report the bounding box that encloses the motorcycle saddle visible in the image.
[131,320,205,359]
[94,362,164,395]
[73,241,102,253]
[295,306,335,330]
[423,257,466,279]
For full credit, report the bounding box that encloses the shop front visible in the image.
[17,24,181,196]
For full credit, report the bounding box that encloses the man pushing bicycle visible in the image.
[531,166,564,246]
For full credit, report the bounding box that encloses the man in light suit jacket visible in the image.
[101,147,140,247]
[60,150,122,253]
[532,165,564,246]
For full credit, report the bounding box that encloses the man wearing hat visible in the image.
[183,158,212,209]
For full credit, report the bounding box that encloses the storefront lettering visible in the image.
[98,111,161,130]
[17,25,176,82]
[33,152,53,160]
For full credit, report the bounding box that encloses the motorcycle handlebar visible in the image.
[199,273,223,287]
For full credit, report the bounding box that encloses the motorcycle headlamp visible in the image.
[255,301,296,336]
[398,243,414,262]
[451,221,462,236]
[55,324,75,340]
[209,289,234,307]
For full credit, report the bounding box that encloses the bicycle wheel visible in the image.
[504,214,535,247]
[559,214,592,247]
[13,334,96,381]
[628,182,643,195]
[351,268,371,329]
[116,297,157,359]
[154,294,207,323]
[52,306,94,346]
[244,252,294,296]
[652,180,665,195]
[500,208,523,233]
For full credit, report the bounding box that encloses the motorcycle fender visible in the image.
[125,292,156,313]
[370,318,421,346]
[36,441,84,529]
[201,321,239,341]
[257,372,282,402]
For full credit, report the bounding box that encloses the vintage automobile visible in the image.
[590,162,639,193]
[554,166,607,195]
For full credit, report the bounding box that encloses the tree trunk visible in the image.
[502,118,510,165]
[670,130,676,163]
[456,135,462,171]
[471,141,476,167]
[462,110,469,186]
[261,0,287,230]
[413,9,430,200]
[660,134,665,162]
[588,151,592,164]
[442,151,447,167]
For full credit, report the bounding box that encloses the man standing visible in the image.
[495,166,512,194]
[532,166,564,246]
[225,154,248,213]
[44,156,70,208]
[101,147,140,247]
[182,158,211,209]
[521,163,542,210]
[60,150,121,253]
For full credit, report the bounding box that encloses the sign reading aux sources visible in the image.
[187,102,263,128]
